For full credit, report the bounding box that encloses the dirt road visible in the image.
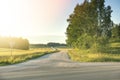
[0,51,120,80]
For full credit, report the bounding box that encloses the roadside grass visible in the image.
[0,48,58,66]
[68,42,120,62]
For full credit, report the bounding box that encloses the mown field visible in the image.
[0,48,58,66]
[68,42,120,62]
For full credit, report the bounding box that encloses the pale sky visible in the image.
[0,0,119,44]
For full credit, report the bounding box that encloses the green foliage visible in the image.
[111,24,120,42]
[66,0,113,51]
[92,37,109,52]
[0,37,29,50]
[74,34,94,49]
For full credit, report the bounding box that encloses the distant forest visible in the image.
[0,36,67,49]
[30,42,67,48]
[0,36,29,50]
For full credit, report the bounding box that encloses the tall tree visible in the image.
[66,0,113,49]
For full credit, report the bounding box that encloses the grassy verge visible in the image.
[0,48,58,66]
[68,42,120,62]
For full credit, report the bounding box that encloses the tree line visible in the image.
[0,36,29,50]
[30,42,67,48]
[66,0,119,51]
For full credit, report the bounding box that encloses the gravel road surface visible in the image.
[0,51,120,80]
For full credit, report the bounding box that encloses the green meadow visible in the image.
[68,42,120,62]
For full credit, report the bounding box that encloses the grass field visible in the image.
[0,48,58,66]
[68,42,120,62]
[0,48,55,56]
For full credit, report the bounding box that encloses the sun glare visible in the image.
[0,25,31,37]
[0,26,19,37]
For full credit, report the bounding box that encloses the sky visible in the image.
[105,0,120,24]
[0,0,119,44]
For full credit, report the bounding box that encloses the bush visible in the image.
[91,37,109,52]
[75,34,94,49]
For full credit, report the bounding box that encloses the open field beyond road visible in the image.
[0,51,120,80]
[0,48,54,56]
[0,48,57,65]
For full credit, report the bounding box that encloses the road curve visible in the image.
[0,51,120,80]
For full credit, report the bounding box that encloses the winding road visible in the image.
[0,51,120,80]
